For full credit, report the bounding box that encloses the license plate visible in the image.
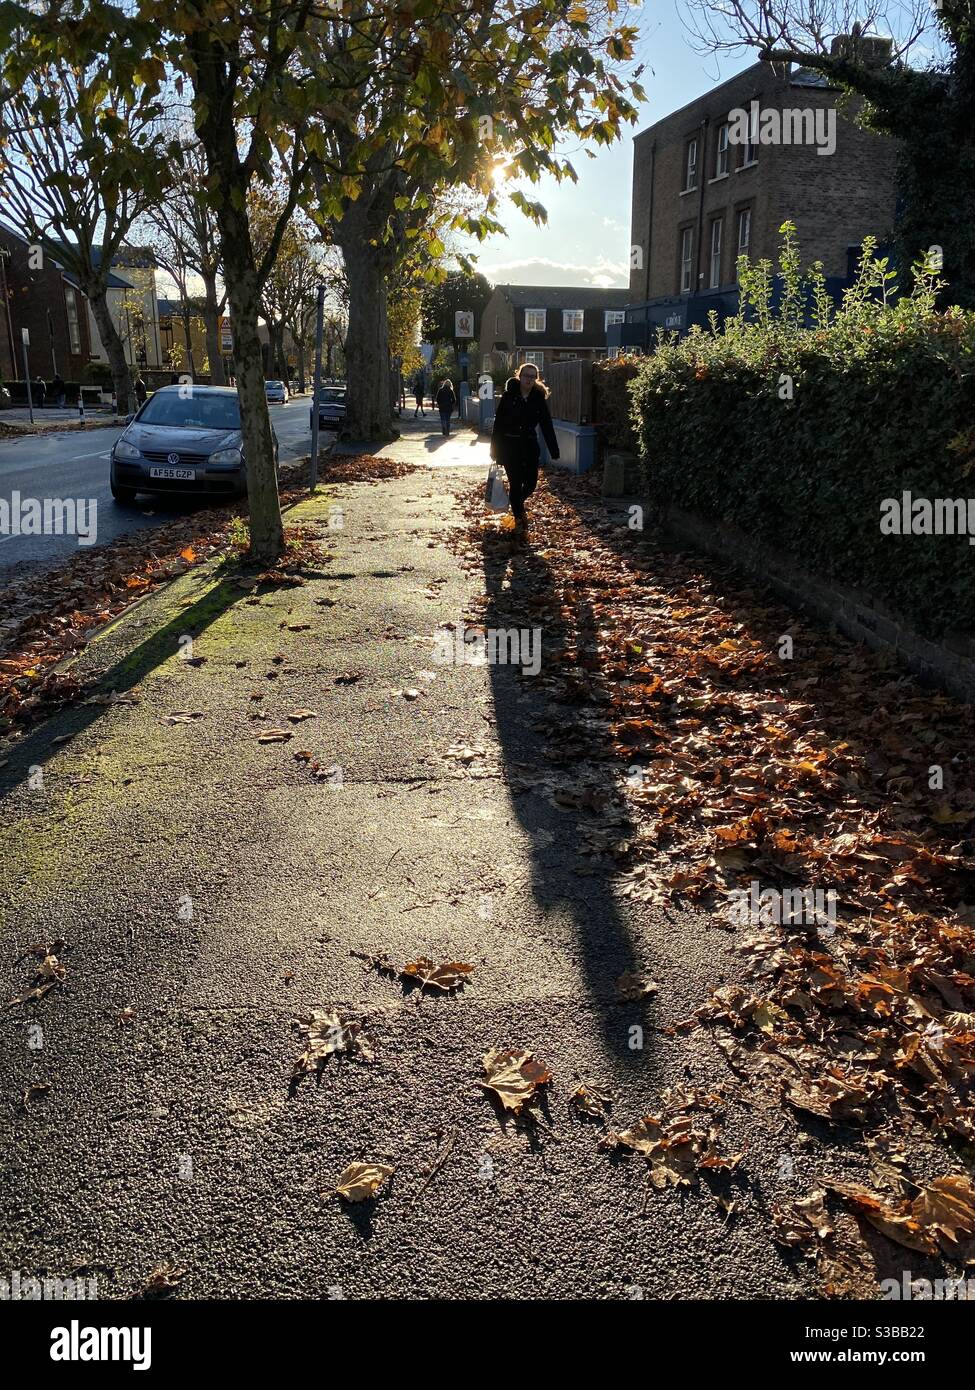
[149,466,194,480]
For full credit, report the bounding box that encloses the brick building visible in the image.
[481,284,630,374]
[619,56,899,347]
[0,225,95,382]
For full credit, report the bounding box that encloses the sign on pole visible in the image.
[454,310,474,339]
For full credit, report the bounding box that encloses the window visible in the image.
[715,123,729,177]
[737,208,751,258]
[563,309,584,333]
[684,138,698,190]
[522,351,544,367]
[482,354,492,373]
[743,105,758,165]
[679,228,694,294]
[64,286,81,354]
[709,219,723,288]
[604,310,625,329]
[495,314,503,334]
[524,308,546,332]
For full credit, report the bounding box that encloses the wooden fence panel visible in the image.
[542,358,593,424]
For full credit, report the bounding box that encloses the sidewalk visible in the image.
[0,405,117,435]
[3,417,948,1300]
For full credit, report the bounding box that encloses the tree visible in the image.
[140,138,228,383]
[309,2,646,440]
[250,188,323,385]
[421,268,492,344]
[0,17,175,412]
[681,3,975,304]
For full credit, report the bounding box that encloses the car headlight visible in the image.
[208,448,243,467]
[114,439,141,461]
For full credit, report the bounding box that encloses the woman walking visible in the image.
[489,363,560,535]
[435,379,456,437]
[413,374,426,418]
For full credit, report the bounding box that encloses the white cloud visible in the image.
[480,255,628,289]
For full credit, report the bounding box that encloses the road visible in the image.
[0,400,318,579]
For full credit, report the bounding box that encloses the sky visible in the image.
[467,2,755,288]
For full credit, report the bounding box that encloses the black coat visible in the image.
[490,380,560,464]
[435,385,456,414]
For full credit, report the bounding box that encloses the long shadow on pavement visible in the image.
[480,525,655,1071]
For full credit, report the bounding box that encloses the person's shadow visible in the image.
[479,524,656,1071]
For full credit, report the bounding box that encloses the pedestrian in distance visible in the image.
[33,377,46,409]
[489,362,560,537]
[134,374,148,406]
[413,375,426,418]
[51,372,66,408]
[435,379,456,437]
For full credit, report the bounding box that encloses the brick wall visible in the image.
[629,62,899,301]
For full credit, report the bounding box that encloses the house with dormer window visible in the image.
[480,284,629,376]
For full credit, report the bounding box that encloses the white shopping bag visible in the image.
[485,463,508,512]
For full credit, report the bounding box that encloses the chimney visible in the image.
[830,30,894,66]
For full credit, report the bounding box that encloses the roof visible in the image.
[47,241,156,274]
[497,284,630,309]
[790,67,833,88]
[100,245,158,269]
[0,222,131,290]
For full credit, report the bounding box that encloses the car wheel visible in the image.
[111,479,138,504]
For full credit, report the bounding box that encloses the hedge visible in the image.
[629,226,975,638]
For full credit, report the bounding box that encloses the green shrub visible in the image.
[629,224,975,637]
[593,357,641,453]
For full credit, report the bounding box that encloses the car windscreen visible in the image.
[321,390,346,403]
[137,392,241,430]
[266,381,283,389]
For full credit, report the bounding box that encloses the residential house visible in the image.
[0,224,95,382]
[86,246,163,370]
[620,45,898,348]
[481,284,630,375]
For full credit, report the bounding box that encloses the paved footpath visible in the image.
[0,417,827,1300]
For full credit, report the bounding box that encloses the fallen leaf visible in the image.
[334,1162,394,1202]
[480,1047,552,1113]
[400,959,473,992]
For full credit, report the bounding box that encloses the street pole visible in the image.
[20,328,33,425]
[309,283,325,491]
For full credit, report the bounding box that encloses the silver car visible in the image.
[110,385,279,503]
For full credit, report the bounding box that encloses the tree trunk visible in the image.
[221,229,284,564]
[202,273,225,385]
[86,279,133,414]
[336,229,394,442]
